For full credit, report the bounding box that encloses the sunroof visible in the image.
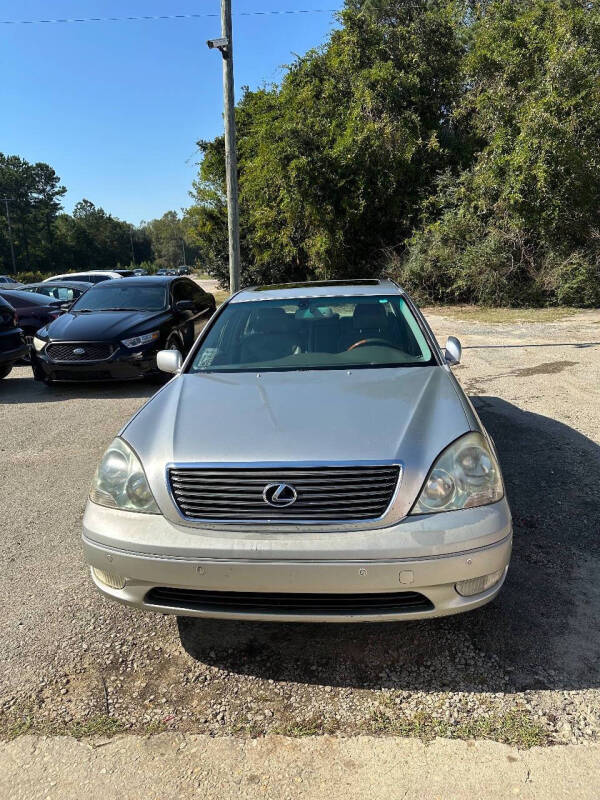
[250,279,381,291]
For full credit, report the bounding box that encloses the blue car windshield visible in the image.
[71,285,167,312]
[189,295,434,373]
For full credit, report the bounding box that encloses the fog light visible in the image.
[92,567,126,590]
[455,569,504,597]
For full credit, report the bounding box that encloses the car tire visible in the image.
[0,364,12,379]
[18,332,35,365]
[31,361,53,386]
[165,332,184,356]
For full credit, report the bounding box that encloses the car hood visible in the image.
[45,309,168,341]
[123,367,477,522]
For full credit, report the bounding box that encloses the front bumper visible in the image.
[32,343,161,382]
[83,498,512,622]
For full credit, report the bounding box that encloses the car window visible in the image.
[190,284,206,304]
[36,285,75,301]
[172,281,194,303]
[189,295,434,373]
[71,284,167,312]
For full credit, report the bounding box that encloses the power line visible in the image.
[1,9,339,25]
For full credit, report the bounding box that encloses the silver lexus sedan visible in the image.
[83,279,512,622]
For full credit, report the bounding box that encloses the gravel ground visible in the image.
[0,308,599,746]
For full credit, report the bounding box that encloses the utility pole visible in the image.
[129,226,136,266]
[181,239,187,265]
[207,0,241,293]
[1,198,17,275]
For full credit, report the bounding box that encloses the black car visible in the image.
[0,289,64,362]
[19,280,93,303]
[0,295,27,379]
[31,276,216,383]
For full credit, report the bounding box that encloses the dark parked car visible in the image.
[31,276,216,384]
[19,280,93,304]
[0,289,64,363]
[177,266,192,275]
[0,295,27,379]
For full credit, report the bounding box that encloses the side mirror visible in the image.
[175,299,194,312]
[445,336,462,365]
[157,349,182,374]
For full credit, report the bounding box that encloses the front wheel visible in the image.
[165,332,184,356]
[0,364,12,379]
[19,333,34,365]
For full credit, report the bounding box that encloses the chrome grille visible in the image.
[46,342,113,361]
[168,465,400,522]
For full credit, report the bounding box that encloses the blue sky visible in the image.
[0,1,339,224]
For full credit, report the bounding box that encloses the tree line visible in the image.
[4,0,599,305]
[187,0,600,306]
[0,154,197,278]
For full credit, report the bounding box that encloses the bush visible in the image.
[543,250,600,308]
[15,270,48,284]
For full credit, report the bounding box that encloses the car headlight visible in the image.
[121,331,160,348]
[89,437,159,513]
[33,336,46,352]
[410,432,503,514]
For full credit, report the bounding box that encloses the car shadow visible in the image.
[178,396,600,693]
[0,367,159,403]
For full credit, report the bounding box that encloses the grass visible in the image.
[143,720,169,736]
[213,289,230,307]
[421,305,580,324]
[368,709,548,748]
[3,713,125,741]
[1,707,548,748]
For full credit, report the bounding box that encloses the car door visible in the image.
[187,281,214,338]
[170,280,196,350]
[171,280,213,347]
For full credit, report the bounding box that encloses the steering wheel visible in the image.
[346,337,403,352]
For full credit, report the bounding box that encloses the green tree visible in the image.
[187,0,470,287]
[0,154,66,272]
[401,0,600,305]
[142,211,196,269]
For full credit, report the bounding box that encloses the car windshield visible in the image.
[189,295,434,373]
[71,284,167,312]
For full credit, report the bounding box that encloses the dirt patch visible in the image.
[509,360,578,377]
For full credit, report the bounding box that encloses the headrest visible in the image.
[251,307,291,333]
[353,303,388,329]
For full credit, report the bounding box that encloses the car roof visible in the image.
[46,270,122,279]
[27,280,94,289]
[230,278,403,303]
[94,275,180,287]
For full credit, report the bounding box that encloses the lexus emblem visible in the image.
[73,347,85,355]
[263,483,298,507]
